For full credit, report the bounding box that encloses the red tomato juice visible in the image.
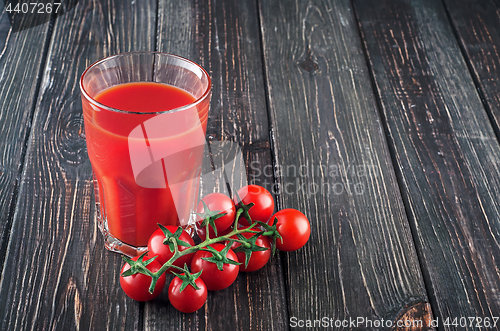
[82,82,209,247]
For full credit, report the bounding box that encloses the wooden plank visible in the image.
[145,0,288,330]
[259,0,430,327]
[354,0,500,328]
[444,0,500,138]
[0,1,156,330]
[0,5,51,270]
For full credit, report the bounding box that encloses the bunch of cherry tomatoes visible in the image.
[119,185,310,313]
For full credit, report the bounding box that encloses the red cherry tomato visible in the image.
[168,274,207,313]
[230,229,271,272]
[120,255,166,302]
[268,209,310,251]
[190,243,239,291]
[196,193,236,233]
[233,185,275,225]
[147,226,195,272]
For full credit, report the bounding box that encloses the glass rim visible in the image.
[79,51,212,115]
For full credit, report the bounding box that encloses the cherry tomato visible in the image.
[120,255,166,302]
[196,193,236,233]
[268,209,310,251]
[168,274,207,313]
[233,185,275,225]
[147,226,195,272]
[190,243,240,291]
[230,229,271,272]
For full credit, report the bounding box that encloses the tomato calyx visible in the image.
[196,200,228,238]
[232,232,270,268]
[121,252,163,294]
[158,224,193,251]
[256,218,282,256]
[171,267,203,292]
[121,252,156,277]
[234,198,256,225]
[199,242,241,271]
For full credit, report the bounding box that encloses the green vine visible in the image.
[122,205,280,294]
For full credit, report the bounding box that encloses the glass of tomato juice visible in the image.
[80,52,211,256]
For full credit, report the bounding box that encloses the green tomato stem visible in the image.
[152,210,261,279]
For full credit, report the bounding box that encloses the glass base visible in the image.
[100,227,149,257]
[97,213,197,257]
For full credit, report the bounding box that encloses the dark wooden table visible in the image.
[1,0,500,330]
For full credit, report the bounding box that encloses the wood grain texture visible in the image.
[259,0,429,327]
[354,0,500,327]
[145,1,288,330]
[0,1,156,330]
[444,0,500,138]
[0,7,51,270]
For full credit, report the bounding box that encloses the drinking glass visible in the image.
[80,52,211,256]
